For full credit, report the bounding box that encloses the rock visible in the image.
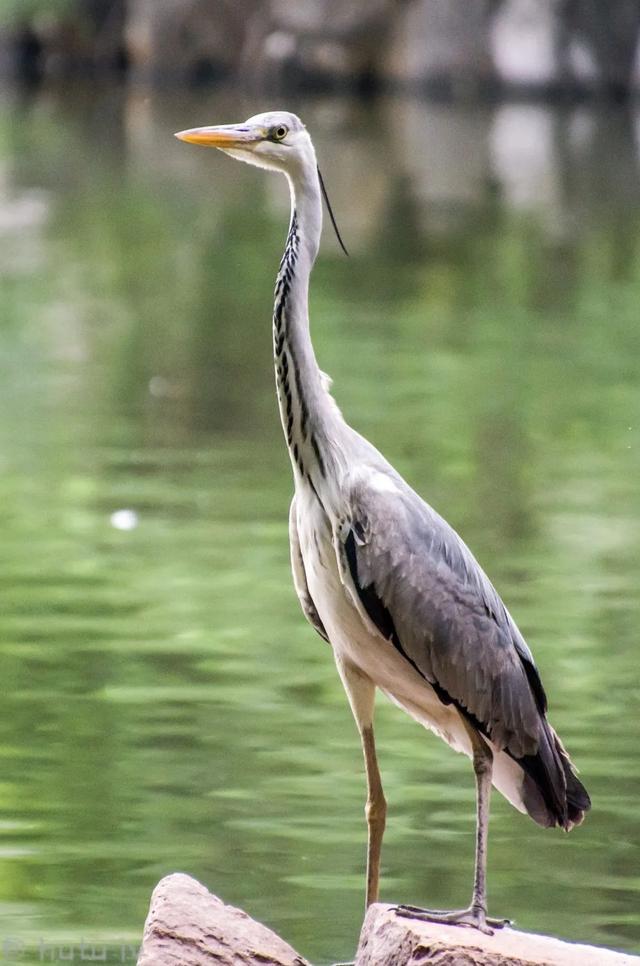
[137,873,310,966]
[137,876,640,966]
[355,903,640,966]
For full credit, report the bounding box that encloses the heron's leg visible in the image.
[468,726,495,923]
[362,723,386,906]
[396,724,509,935]
[336,659,386,908]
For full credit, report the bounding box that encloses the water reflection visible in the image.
[0,85,639,964]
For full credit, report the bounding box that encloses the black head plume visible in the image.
[317,166,349,257]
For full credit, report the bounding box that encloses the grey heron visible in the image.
[175,111,591,934]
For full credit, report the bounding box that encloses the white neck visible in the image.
[272,164,343,494]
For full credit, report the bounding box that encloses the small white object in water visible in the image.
[110,509,139,531]
[149,375,171,398]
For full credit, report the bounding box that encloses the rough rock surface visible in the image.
[136,873,310,966]
[355,903,640,966]
[137,875,640,966]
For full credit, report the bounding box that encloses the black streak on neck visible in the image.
[273,209,327,485]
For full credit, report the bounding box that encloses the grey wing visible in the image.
[289,496,329,643]
[339,470,546,758]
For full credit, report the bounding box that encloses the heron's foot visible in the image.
[395,903,510,936]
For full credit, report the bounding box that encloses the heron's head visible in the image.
[175,111,314,176]
[175,109,348,255]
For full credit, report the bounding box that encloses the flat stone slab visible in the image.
[355,903,640,966]
[137,873,310,966]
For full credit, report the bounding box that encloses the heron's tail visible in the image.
[518,721,591,830]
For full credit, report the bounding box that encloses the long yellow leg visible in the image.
[336,659,386,908]
[362,724,387,906]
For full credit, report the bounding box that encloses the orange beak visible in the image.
[174,125,260,149]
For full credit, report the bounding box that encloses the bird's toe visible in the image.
[394,904,510,935]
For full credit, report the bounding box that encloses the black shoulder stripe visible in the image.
[519,653,548,715]
[343,529,500,722]
[345,530,454,710]
[345,529,395,642]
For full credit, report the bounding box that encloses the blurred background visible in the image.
[0,2,639,964]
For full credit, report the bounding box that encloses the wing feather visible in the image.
[342,469,546,758]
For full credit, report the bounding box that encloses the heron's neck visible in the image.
[273,170,340,492]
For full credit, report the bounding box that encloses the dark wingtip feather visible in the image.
[518,722,590,831]
[563,759,591,830]
[553,725,591,829]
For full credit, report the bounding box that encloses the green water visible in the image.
[0,86,639,964]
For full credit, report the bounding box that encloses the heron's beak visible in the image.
[174,125,260,149]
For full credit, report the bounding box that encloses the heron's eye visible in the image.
[270,124,289,142]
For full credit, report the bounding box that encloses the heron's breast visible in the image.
[296,493,340,597]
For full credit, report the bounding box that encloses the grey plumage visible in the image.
[345,472,542,753]
[340,466,589,830]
